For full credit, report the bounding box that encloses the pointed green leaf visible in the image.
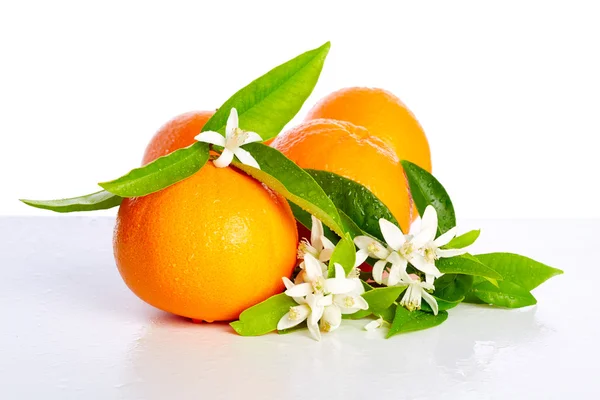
[233,143,344,236]
[444,229,480,249]
[230,293,296,336]
[202,42,330,140]
[471,280,537,308]
[305,169,400,239]
[433,274,474,302]
[99,142,210,197]
[436,255,503,280]
[20,190,122,213]
[328,234,356,277]
[401,160,456,235]
[420,296,463,313]
[475,253,563,291]
[387,307,448,338]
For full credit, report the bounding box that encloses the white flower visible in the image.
[354,218,442,287]
[320,264,369,333]
[399,273,439,315]
[194,108,262,169]
[278,255,367,340]
[417,205,470,265]
[283,254,356,300]
[297,216,335,263]
[277,293,331,341]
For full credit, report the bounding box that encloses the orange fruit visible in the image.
[142,110,215,165]
[305,87,432,172]
[271,119,412,232]
[113,162,299,322]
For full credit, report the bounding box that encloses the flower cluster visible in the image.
[354,205,470,316]
[278,216,368,340]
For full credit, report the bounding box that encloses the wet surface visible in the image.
[1,217,598,399]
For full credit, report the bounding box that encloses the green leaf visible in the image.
[433,274,474,302]
[436,255,503,280]
[339,210,366,239]
[289,204,363,246]
[99,142,210,197]
[233,143,344,236]
[420,295,463,313]
[475,253,563,291]
[230,294,296,336]
[349,285,407,320]
[471,280,537,308]
[444,229,480,249]
[20,190,122,213]
[305,169,400,240]
[387,307,448,338]
[201,42,330,140]
[328,234,356,277]
[401,160,456,235]
[377,304,397,323]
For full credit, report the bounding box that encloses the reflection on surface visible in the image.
[433,305,545,377]
[120,303,551,399]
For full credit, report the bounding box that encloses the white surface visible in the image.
[1,217,599,399]
[2,1,600,218]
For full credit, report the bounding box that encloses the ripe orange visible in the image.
[113,163,299,322]
[305,87,432,172]
[142,110,215,165]
[271,119,412,232]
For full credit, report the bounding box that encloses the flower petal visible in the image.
[284,282,312,297]
[334,263,346,279]
[320,304,342,332]
[213,148,235,168]
[194,131,226,146]
[325,277,356,295]
[318,294,333,307]
[232,147,260,169]
[410,254,443,277]
[353,295,369,311]
[226,107,239,136]
[421,205,439,234]
[242,131,263,144]
[421,289,439,315]
[387,258,408,287]
[354,249,369,267]
[321,235,335,250]
[319,248,334,263]
[310,216,324,251]
[353,236,372,251]
[282,277,295,290]
[303,253,323,280]
[372,259,387,285]
[379,219,406,251]
[364,318,383,331]
[436,248,468,258]
[277,304,310,330]
[433,226,458,247]
[412,228,436,249]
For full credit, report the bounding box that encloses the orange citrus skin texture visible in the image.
[142,110,215,165]
[271,119,412,232]
[113,163,299,322]
[305,87,432,172]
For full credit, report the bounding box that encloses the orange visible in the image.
[142,110,215,165]
[113,162,299,322]
[271,119,412,232]
[305,87,432,172]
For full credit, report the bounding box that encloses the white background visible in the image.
[1,0,599,218]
